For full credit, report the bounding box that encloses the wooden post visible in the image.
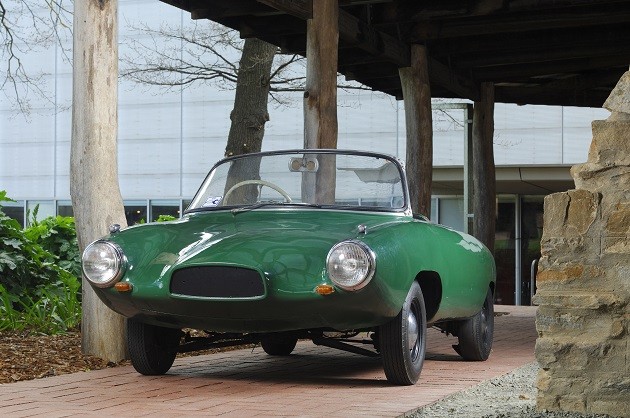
[399,44,433,217]
[303,0,338,203]
[472,82,496,252]
[71,0,127,361]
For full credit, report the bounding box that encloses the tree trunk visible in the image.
[399,44,433,218]
[472,82,496,252]
[224,38,276,158]
[223,38,276,202]
[303,0,338,203]
[70,0,128,362]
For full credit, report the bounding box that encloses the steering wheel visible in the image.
[223,179,292,204]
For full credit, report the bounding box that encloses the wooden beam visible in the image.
[375,0,628,25]
[428,57,479,101]
[337,8,409,67]
[472,82,496,253]
[410,5,630,40]
[399,45,433,217]
[494,84,611,107]
[473,55,630,81]
[256,0,312,19]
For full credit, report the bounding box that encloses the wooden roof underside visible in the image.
[160,0,630,107]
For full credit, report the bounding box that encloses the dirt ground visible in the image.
[0,330,124,384]
[0,330,255,384]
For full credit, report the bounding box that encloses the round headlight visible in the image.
[326,240,375,291]
[82,240,126,288]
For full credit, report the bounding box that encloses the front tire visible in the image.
[454,288,494,361]
[379,281,427,385]
[261,333,298,356]
[127,319,181,375]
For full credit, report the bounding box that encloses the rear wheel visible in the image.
[261,333,298,356]
[379,281,427,385]
[454,288,494,361]
[127,319,181,375]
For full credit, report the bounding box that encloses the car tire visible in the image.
[455,288,494,361]
[127,319,181,375]
[261,333,298,356]
[379,281,427,385]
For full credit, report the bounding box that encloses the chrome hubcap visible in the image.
[407,309,419,359]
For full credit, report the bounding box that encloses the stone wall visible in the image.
[534,71,630,417]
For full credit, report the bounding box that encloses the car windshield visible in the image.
[187,150,407,212]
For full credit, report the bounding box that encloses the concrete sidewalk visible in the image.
[0,305,537,417]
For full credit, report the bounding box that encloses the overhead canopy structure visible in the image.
[160,0,630,108]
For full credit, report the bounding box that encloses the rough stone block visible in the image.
[540,236,600,261]
[587,397,630,418]
[603,70,630,116]
[533,291,621,311]
[602,236,630,254]
[573,163,630,192]
[587,120,630,166]
[542,190,600,239]
[606,202,630,234]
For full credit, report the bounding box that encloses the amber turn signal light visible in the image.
[315,284,335,295]
[114,282,133,292]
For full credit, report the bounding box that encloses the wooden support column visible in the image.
[303,0,338,203]
[304,0,338,149]
[399,44,433,217]
[472,82,496,252]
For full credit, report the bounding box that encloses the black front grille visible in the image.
[170,266,265,298]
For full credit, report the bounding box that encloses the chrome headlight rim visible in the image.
[326,240,376,291]
[82,240,127,288]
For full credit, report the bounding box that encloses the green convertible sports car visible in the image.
[82,149,496,385]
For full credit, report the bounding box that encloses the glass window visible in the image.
[57,201,74,217]
[26,201,55,225]
[438,198,464,232]
[188,151,405,212]
[124,201,148,226]
[430,198,438,223]
[2,201,25,227]
[520,196,544,305]
[494,197,516,305]
[150,200,180,221]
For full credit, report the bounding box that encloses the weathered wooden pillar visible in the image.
[303,0,338,203]
[304,0,338,149]
[472,82,496,252]
[399,44,432,217]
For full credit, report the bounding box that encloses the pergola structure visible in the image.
[158,0,630,250]
[160,0,630,107]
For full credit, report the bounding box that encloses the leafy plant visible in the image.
[156,214,177,222]
[25,213,81,278]
[0,191,82,334]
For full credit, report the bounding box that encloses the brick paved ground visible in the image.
[0,305,537,417]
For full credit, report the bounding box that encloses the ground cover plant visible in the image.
[0,191,81,334]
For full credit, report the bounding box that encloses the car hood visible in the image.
[107,209,408,283]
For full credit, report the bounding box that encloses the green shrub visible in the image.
[0,191,81,333]
[24,212,81,279]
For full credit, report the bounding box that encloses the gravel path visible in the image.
[404,362,616,418]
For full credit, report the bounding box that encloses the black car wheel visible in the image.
[454,288,494,361]
[379,281,427,385]
[261,333,298,356]
[127,319,181,375]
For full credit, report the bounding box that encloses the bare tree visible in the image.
[0,0,71,113]
[71,0,127,362]
[121,21,305,107]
